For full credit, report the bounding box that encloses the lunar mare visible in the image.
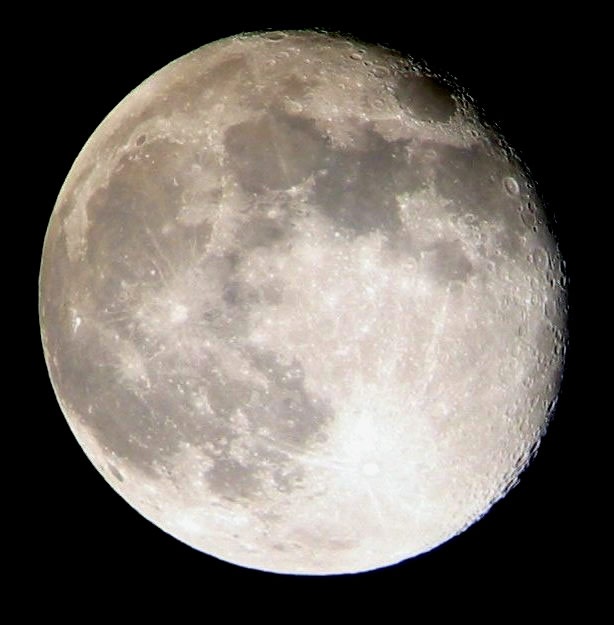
[39,31,567,574]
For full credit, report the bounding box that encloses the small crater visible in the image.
[529,247,548,270]
[462,213,478,227]
[370,65,389,79]
[520,203,537,228]
[108,463,124,482]
[503,176,520,196]
[136,134,147,146]
[272,543,289,551]
[263,32,287,41]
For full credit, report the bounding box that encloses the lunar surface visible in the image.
[39,30,567,574]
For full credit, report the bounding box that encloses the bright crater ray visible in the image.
[39,30,567,574]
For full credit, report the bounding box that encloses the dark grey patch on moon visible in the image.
[222,281,253,307]
[47,324,181,476]
[78,144,218,309]
[236,216,286,249]
[433,143,511,220]
[395,74,457,122]
[245,349,334,447]
[225,110,330,194]
[429,142,526,254]
[223,279,283,308]
[424,240,473,284]
[206,457,262,501]
[198,348,333,502]
[313,129,420,237]
[278,74,318,103]
[52,324,333,496]
[45,245,333,491]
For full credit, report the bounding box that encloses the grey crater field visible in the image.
[39,30,567,574]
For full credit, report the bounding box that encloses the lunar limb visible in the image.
[39,31,567,574]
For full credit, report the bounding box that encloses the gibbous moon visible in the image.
[39,30,567,574]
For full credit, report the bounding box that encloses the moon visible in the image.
[39,30,567,575]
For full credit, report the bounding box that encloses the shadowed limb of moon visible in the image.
[39,30,567,575]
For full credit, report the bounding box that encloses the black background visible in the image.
[23,6,593,612]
